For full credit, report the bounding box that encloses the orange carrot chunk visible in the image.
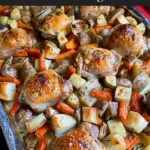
[36,137,48,150]
[124,61,132,70]
[14,50,28,57]
[35,123,50,138]
[118,101,130,124]
[125,134,140,150]
[65,65,76,79]
[55,101,75,115]
[39,50,46,71]
[9,91,20,116]
[143,59,150,73]
[97,117,102,126]
[142,112,150,123]
[90,89,113,101]
[65,35,80,50]
[0,76,21,86]
[130,92,143,113]
[18,20,33,30]
[0,6,10,13]
[94,25,112,34]
[55,49,76,61]
[0,60,4,72]
[26,48,40,57]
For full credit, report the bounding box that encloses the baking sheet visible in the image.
[0,5,149,150]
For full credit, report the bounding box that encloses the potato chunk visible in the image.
[115,86,132,102]
[0,82,16,101]
[69,73,86,89]
[78,78,102,106]
[66,93,79,109]
[97,14,107,26]
[125,111,148,133]
[107,119,127,137]
[103,133,127,150]
[82,107,98,125]
[104,75,116,88]
[51,114,76,136]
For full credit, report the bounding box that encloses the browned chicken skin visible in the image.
[78,6,110,21]
[76,44,122,77]
[23,69,73,112]
[51,122,106,150]
[0,28,36,58]
[103,24,146,58]
[39,9,71,38]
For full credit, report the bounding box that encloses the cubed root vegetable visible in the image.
[26,48,40,57]
[26,113,47,133]
[0,82,16,101]
[125,111,148,133]
[18,20,33,30]
[90,89,113,101]
[65,65,76,79]
[69,73,86,89]
[51,114,76,136]
[118,101,130,124]
[107,119,127,137]
[82,107,98,125]
[9,91,20,116]
[35,123,51,138]
[125,134,140,150]
[0,76,21,86]
[55,49,76,61]
[130,92,143,113]
[55,101,75,115]
[115,86,132,102]
[36,137,48,150]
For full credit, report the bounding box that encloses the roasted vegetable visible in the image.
[125,111,148,133]
[82,107,98,125]
[51,114,76,136]
[115,86,132,102]
[103,133,127,150]
[26,113,47,133]
[107,119,127,137]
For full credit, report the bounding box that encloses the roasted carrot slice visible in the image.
[18,20,33,30]
[90,89,113,101]
[26,48,40,57]
[130,91,143,113]
[65,65,76,79]
[39,50,46,71]
[55,101,75,115]
[142,112,150,123]
[36,137,48,150]
[14,50,28,57]
[118,101,130,124]
[55,49,76,61]
[0,76,21,86]
[94,25,112,34]
[0,6,10,13]
[125,134,140,150]
[9,91,20,116]
[65,35,80,50]
[35,123,51,138]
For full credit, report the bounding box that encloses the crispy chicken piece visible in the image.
[103,24,146,58]
[76,44,122,77]
[51,122,106,150]
[39,9,71,38]
[77,6,110,21]
[23,69,73,112]
[0,28,36,59]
